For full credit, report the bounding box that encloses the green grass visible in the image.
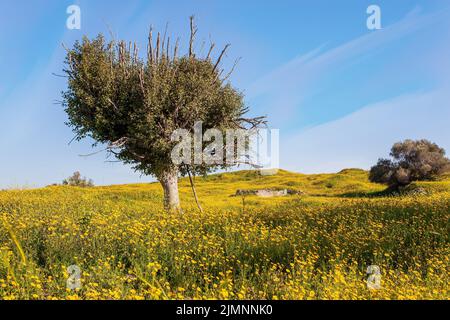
[0,169,448,300]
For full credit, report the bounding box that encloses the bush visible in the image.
[370,139,450,188]
[62,171,94,187]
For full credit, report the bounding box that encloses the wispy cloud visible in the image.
[282,85,450,173]
[247,6,450,126]
[247,5,450,173]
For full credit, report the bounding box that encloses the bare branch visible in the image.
[139,66,145,95]
[105,22,117,43]
[61,43,71,53]
[132,42,137,64]
[173,37,180,61]
[107,98,118,111]
[79,137,128,157]
[129,150,146,160]
[156,32,160,62]
[161,22,169,59]
[52,73,68,78]
[206,42,215,60]
[68,135,78,146]
[166,36,170,61]
[213,44,230,73]
[79,148,109,158]
[148,26,153,65]
[189,16,198,58]
[235,116,268,130]
[222,57,241,82]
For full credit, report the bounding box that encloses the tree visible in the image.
[63,171,94,187]
[369,139,450,188]
[62,17,265,212]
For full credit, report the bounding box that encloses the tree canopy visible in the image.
[369,139,450,187]
[62,17,265,211]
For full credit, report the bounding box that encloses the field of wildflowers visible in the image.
[0,169,448,300]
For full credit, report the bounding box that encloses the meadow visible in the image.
[0,169,448,300]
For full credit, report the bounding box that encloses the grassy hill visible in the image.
[0,169,448,300]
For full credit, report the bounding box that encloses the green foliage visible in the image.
[370,139,450,188]
[62,19,260,179]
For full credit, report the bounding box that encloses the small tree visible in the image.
[369,139,450,188]
[62,17,265,212]
[63,171,94,187]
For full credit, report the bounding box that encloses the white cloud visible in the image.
[282,87,450,173]
[247,7,450,126]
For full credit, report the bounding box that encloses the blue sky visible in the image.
[0,0,449,187]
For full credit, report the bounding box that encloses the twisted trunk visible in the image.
[159,169,181,212]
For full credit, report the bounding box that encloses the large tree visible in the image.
[62,18,265,212]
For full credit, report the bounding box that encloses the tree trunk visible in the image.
[159,169,181,212]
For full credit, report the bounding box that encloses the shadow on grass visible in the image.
[339,186,398,198]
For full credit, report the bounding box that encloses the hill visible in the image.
[0,169,448,300]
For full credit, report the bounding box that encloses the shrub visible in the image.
[369,139,450,188]
[62,171,94,187]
